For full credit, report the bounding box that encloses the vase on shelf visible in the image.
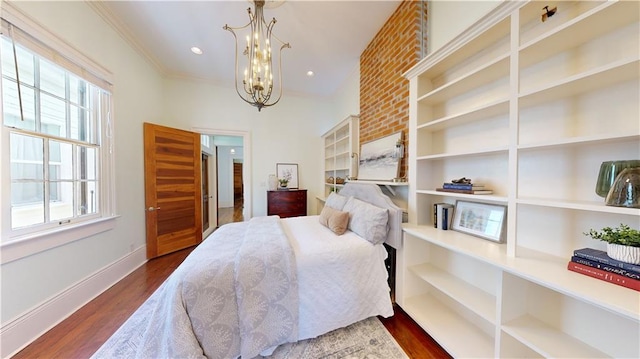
[607,243,640,265]
[595,160,640,197]
[605,167,640,208]
[268,174,278,191]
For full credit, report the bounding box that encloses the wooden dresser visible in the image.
[267,189,307,218]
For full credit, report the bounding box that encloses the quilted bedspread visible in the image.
[92,216,298,359]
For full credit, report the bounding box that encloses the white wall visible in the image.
[429,0,502,54]
[328,63,361,125]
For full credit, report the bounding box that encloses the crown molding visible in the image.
[85,0,168,77]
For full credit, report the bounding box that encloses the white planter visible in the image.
[607,243,640,265]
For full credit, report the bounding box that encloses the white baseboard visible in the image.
[0,247,147,358]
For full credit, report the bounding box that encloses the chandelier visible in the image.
[223,0,291,111]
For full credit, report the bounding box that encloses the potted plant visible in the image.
[584,223,640,264]
[278,178,289,189]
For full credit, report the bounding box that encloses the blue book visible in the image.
[442,183,484,190]
[573,248,640,274]
[571,256,640,280]
[442,207,450,230]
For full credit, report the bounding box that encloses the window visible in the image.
[1,17,115,252]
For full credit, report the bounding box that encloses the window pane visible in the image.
[70,105,93,142]
[78,180,98,215]
[78,146,97,180]
[2,80,37,130]
[11,180,44,206]
[11,181,45,228]
[50,181,73,221]
[1,38,36,86]
[69,75,88,106]
[40,92,66,137]
[49,140,73,180]
[40,58,65,98]
[2,31,111,241]
[10,133,43,180]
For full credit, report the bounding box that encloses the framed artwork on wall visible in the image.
[276,163,299,189]
[452,200,507,242]
[358,131,403,181]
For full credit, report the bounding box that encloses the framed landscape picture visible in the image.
[452,200,507,242]
[358,131,402,181]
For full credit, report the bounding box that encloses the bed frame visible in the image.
[339,182,403,249]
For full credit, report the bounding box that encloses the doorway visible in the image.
[216,143,244,227]
[195,128,250,230]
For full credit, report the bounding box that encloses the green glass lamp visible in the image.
[605,167,640,208]
[595,160,640,198]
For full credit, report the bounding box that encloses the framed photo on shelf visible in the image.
[276,163,299,189]
[452,200,506,242]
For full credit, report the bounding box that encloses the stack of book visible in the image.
[435,182,493,195]
[433,203,454,230]
[568,248,640,291]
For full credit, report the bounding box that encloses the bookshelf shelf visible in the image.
[400,1,640,357]
[403,295,495,359]
[502,315,608,358]
[408,263,496,323]
[321,115,359,198]
[418,190,507,203]
[416,146,508,160]
[417,98,509,131]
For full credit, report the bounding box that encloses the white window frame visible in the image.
[0,3,117,264]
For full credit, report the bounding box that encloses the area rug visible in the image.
[263,317,409,359]
[93,285,406,359]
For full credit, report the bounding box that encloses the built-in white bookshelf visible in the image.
[322,115,359,198]
[400,1,640,357]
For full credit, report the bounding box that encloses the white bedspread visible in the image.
[92,215,393,359]
[282,215,393,339]
[92,216,298,359]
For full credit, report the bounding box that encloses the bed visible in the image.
[92,182,403,359]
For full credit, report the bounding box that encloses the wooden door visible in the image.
[144,122,202,259]
[202,153,210,231]
[233,162,243,205]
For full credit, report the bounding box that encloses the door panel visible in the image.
[144,122,202,259]
[202,153,209,231]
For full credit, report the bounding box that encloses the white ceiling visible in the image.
[91,0,402,98]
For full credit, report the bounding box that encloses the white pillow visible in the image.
[325,192,350,210]
[342,197,389,245]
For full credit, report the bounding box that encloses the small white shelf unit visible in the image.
[400,1,640,358]
[322,115,359,198]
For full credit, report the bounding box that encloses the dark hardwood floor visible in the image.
[13,245,451,359]
[217,199,244,227]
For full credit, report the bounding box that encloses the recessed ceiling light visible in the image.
[306,70,314,77]
[191,47,203,55]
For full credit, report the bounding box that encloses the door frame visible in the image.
[192,127,252,222]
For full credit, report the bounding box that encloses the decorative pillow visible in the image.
[324,192,349,210]
[318,206,350,235]
[342,197,389,245]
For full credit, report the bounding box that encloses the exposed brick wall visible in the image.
[360,0,427,178]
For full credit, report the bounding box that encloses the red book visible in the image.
[567,261,640,292]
